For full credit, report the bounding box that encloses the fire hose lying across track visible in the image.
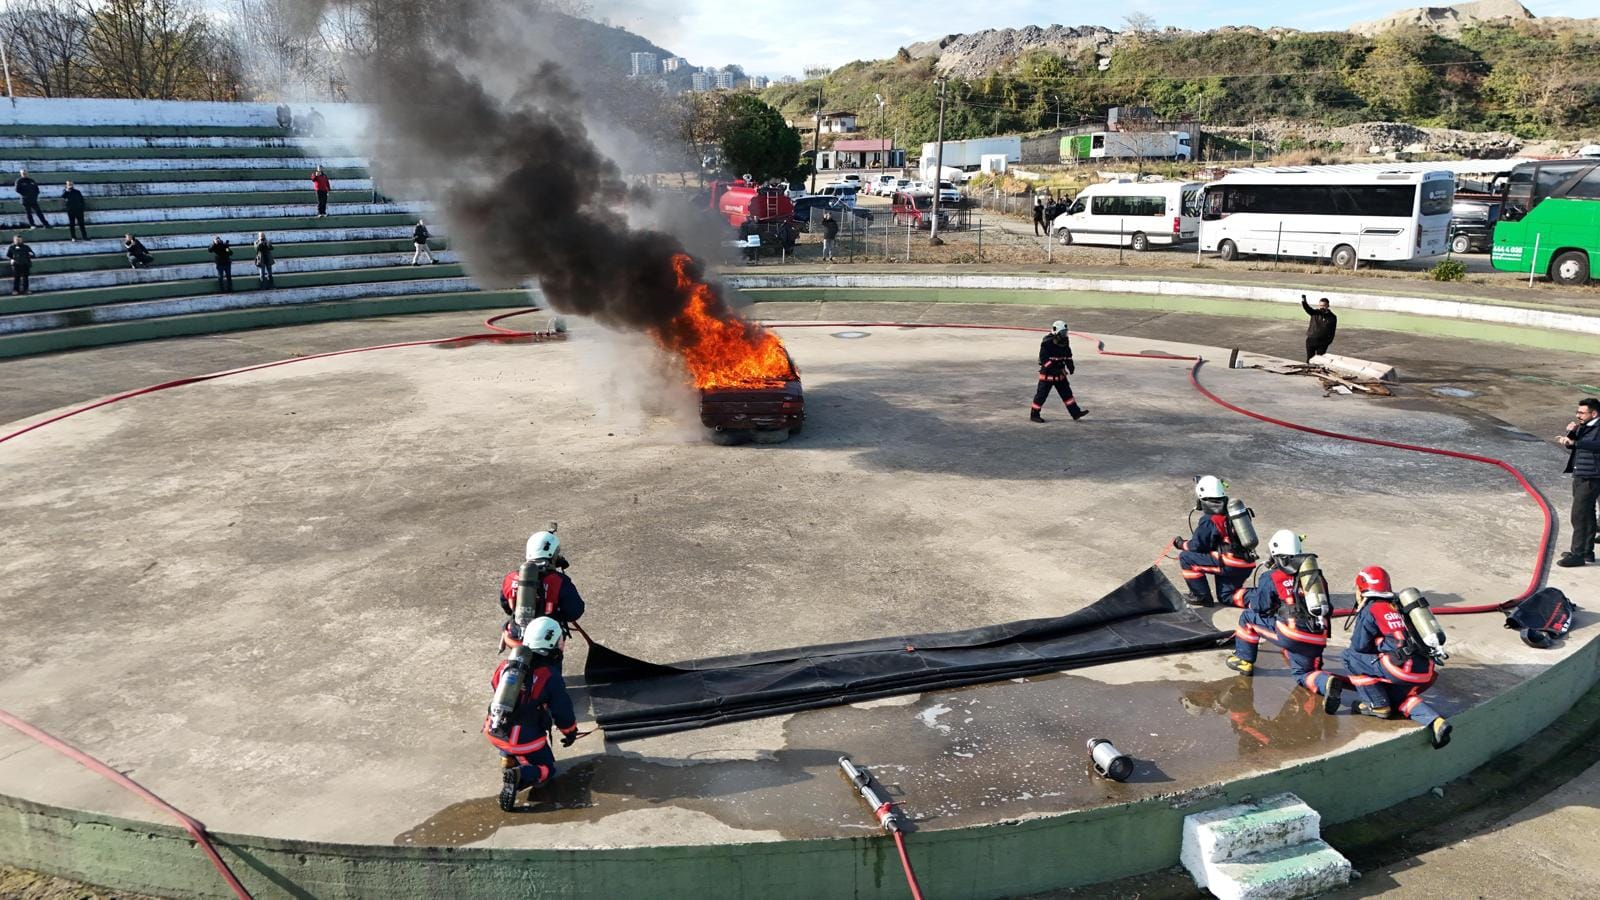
[0,311,1552,895]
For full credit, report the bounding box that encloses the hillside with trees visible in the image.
[761,19,1600,151]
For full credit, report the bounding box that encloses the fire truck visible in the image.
[707,178,794,256]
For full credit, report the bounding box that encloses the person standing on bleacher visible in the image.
[7,235,36,295]
[208,236,233,293]
[123,234,154,269]
[253,232,275,288]
[13,169,48,229]
[311,166,332,218]
[61,181,88,242]
[411,219,435,265]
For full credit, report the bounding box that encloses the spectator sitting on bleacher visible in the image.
[13,168,48,230]
[311,165,332,218]
[412,219,435,266]
[62,181,88,242]
[123,234,153,269]
[254,232,275,288]
[8,235,36,295]
[209,236,234,293]
[276,104,292,130]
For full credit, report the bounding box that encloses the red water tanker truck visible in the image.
[708,179,793,255]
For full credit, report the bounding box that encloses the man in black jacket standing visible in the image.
[208,236,233,293]
[14,168,48,229]
[7,235,36,294]
[62,181,88,241]
[1557,398,1600,568]
[1302,294,1337,361]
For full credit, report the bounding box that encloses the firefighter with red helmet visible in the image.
[1327,566,1453,749]
[484,617,581,811]
[1174,475,1258,607]
[1030,321,1088,423]
[1225,530,1340,704]
[498,529,585,653]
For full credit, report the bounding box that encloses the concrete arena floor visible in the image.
[0,313,1588,853]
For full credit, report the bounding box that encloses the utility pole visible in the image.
[0,36,14,107]
[809,80,824,193]
[929,76,948,245]
[1055,95,1061,130]
[875,93,887,180]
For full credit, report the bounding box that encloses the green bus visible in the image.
[1491,159,1600,285]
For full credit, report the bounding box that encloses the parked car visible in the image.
[1448,199,1500,254]
[784,182,808,202]
[864,174,898,195]
[890,191,948,230]
[816,183,860,206]
[836,174,863,187]
[936,180,962,205]
[792,195,874,232]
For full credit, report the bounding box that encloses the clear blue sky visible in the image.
[606,0,1592,79]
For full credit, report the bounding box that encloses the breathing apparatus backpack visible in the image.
[1224,498,1259,561]
[1290,555,1331,635]
[1393,587,1448,662]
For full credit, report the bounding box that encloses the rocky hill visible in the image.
[1351,0,1534,37]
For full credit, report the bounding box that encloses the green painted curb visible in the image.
[9,263,468,314]
[18,168,369,185]
[743,287,1600,354]
[9,213,415,243]
[0,290,524,359]
[32,239,446,275]
[2,189,372,214]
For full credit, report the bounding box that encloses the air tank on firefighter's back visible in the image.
[1225,498,1258,552]
[1296,555,1330,619]
[1396,587,1447,657]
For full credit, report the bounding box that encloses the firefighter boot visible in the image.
[1030,410,1046,423]
[1354,701,1394,719]
[1430,716,1453,750]
[1321,677,1344,716]
[1070,407,1089,421]
[499,760,519,812]
[1225,654,1254,676]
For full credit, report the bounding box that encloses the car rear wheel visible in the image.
[1330,244,1357,269]
[1450,234,1470,254]
[1551,250,1591,286]
[709,430,743,446]
[1217,239,1238,261]
[1057,229,1073,246]
[1130,232,1149,252]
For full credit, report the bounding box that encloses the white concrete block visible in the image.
[1310,353,1399,382]
[1207,840,1353,900]
[1181,794,1320,884]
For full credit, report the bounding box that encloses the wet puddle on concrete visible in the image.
[394,656,1505,848]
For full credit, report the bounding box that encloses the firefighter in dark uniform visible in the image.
[483,617,581,810]
[1226,530,1340,706]
[1174,475,1258,607]
[1030,320,1088,423]
[499,530,585,652]
[1329,566,1452,748]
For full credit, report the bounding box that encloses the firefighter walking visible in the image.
[483,617,582,811]
[498,529,585,654]
[1327,566,1453,749]
[1031,320,1088,423]
[1225,530,1340,705]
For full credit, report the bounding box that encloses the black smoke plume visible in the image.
[289,1,743,335]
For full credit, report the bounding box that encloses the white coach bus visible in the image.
[1199,169,1455,268]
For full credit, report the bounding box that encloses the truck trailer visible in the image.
[1062,131,1192,162]
[919,136,1022,177]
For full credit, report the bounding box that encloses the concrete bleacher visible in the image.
[0,99,519,357]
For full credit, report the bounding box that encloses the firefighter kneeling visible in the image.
[499,529,585,655]
[484,616,581,811]
[1174,475,1259,607]
[1328,566,1453,749]
[1225,530,1340,705]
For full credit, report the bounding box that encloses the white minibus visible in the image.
[1049,181,1203,250]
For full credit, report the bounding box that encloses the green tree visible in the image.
[1346,32,1435,119]
[715,93,803,181]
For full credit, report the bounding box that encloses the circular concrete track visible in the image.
[0,301,1595,898]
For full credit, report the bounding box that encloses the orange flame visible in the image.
[660,253,796,390]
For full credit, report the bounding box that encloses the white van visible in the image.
[817,183,860,207]
[1049,181,1203,250]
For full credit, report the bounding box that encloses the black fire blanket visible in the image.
[579,567,1230,740]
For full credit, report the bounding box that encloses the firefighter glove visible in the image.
[1172,536,1185,550]
[1066,360,1075,375]
[560,732,578,747]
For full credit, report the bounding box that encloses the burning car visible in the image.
[660,253,804,445]
[699,355,804,444]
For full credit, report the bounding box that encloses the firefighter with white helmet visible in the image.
[483,616,581,810]
[1173,476,1259,606]
[1224,530,1339,705]
[1327,565,1452,749]
[1030,320,1088,423]
[497,526,585,654]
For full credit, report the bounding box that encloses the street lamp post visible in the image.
[874,93,886,179]
[928,77,948,245]
[809,80,824,193]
